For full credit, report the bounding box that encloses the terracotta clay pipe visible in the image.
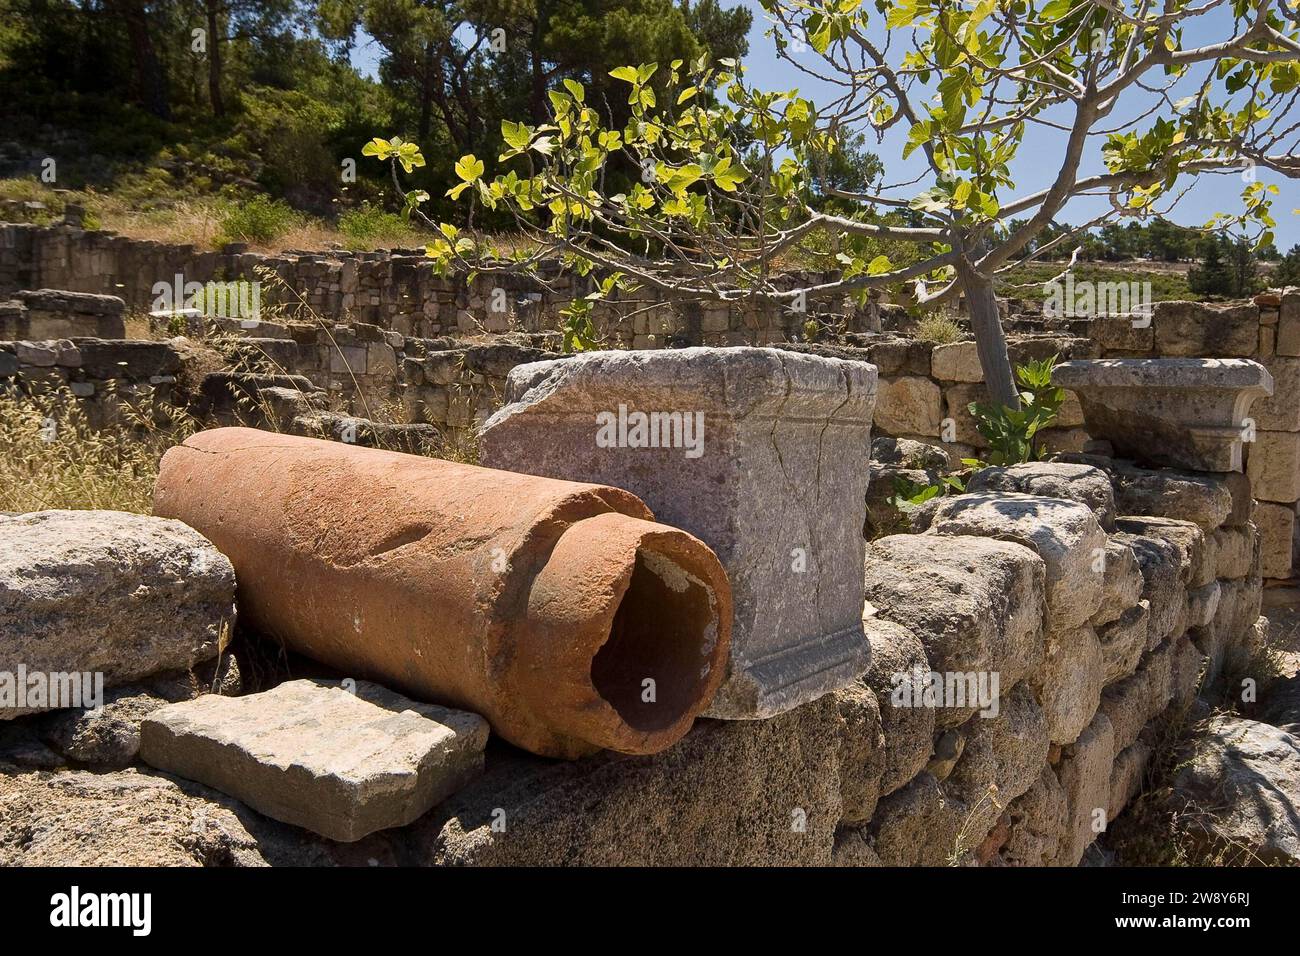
[153,427,731,758]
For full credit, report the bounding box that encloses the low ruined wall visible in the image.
[0,289,126,340]
[3,219,1295,578]
[790,335,1096,459]
[406,458,1262,866]
[1067,298,1300,581]
[0,221,876,347]
[851,297,1298,580]
[0,341,1273,863]
[0,337,184,429]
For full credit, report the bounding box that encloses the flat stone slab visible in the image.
[1052,358,1272,472]
[479,346,878,719]
[140,679,489,842]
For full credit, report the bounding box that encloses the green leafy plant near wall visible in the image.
[558,272,631,353]
[966,355,1065,466]
[888,473,965,508]
[559,299,601,353]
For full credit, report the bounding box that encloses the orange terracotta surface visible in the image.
[153,427,732,758]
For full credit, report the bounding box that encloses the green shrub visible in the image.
[235,87,346,201]
[337,204,419,249]
[216,196,300,245]
[967,354,1064,465]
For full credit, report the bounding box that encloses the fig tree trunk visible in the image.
[955,253,1019,410]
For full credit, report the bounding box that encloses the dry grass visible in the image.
[122,313,159,341]
[202,273,484,463]
[0,384,196,514]
[1102,629,1290,866]
[1100,703,1281,867]
[0,176,554,259]
[103,198,228,247]
[915,311,965,344]
[949,783,1003,865]
[1216,630,1289,715]
[1,367,478,518]
[1,265,484,521]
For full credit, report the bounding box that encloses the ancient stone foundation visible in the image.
[4,220,1298,581]
[0,219,1293,865]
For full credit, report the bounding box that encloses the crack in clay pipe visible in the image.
[153,427,733,758]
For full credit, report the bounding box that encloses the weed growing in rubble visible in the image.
[1097,703,1275,866]
[0,383,196,514]
[1213,630,1288,717]
[949,784,1002,866]
[213,269,481,464]
[914,312,963,344]
[1101,628,1289,867]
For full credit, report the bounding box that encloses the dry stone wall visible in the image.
[1061,298,1300,582]
[847,458,1261,866]
[5,468,1252,867]
[2,217,1295,586]
[0,348,1274,863]
[0,221,875,346]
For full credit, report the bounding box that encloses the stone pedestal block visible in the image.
[1053,358,1273,472]
[480,347,878,719]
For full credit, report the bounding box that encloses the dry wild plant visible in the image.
[0,381,196,514]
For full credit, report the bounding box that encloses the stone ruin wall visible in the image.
[4,219,1297,581]
[0,219,874,345]
[0,220,1283,865]
[2,386,1267,866]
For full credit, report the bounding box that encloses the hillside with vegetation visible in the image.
[0,0,1294,301]
[0,0,752,248]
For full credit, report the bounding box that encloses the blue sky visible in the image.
[350,0,1298,250]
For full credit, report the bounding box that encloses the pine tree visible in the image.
[1228,236,1260,297]
[1188,237,1236,298]
[1273,246,1300,288]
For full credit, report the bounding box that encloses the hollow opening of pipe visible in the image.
[590,547,717,734]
